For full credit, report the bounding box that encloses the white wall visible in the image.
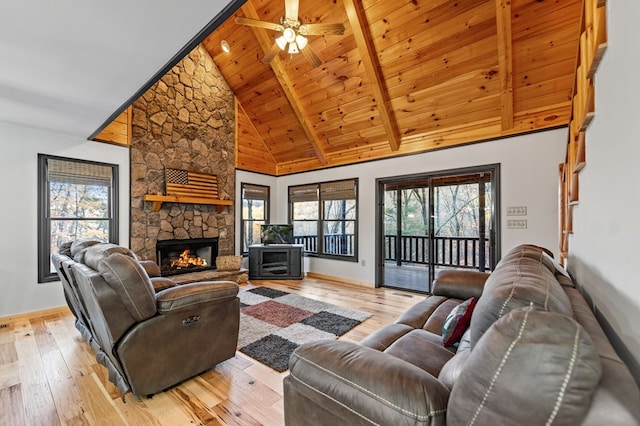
[0,122,130,318]
[235,170,278,257]
[2,113,564,316]
[568,0,640,366]
[238,129,566,286]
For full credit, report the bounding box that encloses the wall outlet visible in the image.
[507,219,527,229]
[507,206,527,216]
[361,259,366,266]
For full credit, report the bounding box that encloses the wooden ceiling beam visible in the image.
[495,0,514,131]
[344,0,401,152]
[240,1,327,165]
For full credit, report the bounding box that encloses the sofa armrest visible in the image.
[139,260,161,278]
[431,269,489,300]
[285,340,449,426]
[150,277,177,292]
[155,281,238,314]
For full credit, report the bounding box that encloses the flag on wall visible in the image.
[165,168,219,199]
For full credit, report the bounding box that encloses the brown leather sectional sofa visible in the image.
[52,240,240,398]
[284,244,640,425]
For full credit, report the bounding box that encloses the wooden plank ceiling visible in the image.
[202,0,582,175]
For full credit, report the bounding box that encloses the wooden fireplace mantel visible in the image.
[144,194,233,213]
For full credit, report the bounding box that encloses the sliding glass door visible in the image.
[383,180,431,292]
[377,165,499,293]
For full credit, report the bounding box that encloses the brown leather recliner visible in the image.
[56,241,240,398]
[52,239,102,342]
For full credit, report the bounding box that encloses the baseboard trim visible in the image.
[0,306,70,325]
[305,272,374,288]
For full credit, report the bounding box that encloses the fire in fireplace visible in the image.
[156,238,219,276]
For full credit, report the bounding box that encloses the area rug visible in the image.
[237,286,372,372]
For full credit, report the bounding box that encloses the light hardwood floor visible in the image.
[0,277,424,426]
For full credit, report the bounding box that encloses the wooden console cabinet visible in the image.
[248,244,304,280]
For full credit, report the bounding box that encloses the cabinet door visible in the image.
[248,247,260,279]
[288,247,303,278]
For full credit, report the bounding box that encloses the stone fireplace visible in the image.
[129,44,235,263]
[156,237,218,276]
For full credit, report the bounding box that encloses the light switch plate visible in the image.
[507,219,527,229]
[507,206,527,216]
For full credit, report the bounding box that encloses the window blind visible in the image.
[243,184,269,201]
[48,158,113,186]
[320,179,356,200]
[289,184,318,202]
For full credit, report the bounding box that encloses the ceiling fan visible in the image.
[236,0,345,68]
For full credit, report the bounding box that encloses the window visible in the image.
[289,178,357,261]
[38,154,118,282]
[241,183,269,254]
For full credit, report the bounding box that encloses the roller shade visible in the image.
[289,184,318,202]
[243,184,269,201]
[320,179,356,200]
[48,158,113,186]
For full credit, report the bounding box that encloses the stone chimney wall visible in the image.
[130,44,235,262]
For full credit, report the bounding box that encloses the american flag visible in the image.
[165,168,219,199]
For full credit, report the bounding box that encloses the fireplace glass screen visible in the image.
[156,238,218,276]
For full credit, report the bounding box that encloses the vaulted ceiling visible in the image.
[202,0,582,175]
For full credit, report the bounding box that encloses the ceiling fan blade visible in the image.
[236,16,284,32]
[300,45,322,68]
[299,23,346,36]
[262,42,282,64]
[285,0,299,21]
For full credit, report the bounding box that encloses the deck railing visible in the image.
[293,234,490,270]
[384,235,490,271]
[294,234,355,256]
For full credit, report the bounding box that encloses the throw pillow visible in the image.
[442,297,476,347]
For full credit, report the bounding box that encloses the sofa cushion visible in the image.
[470,245,573,347]
[288,340,450,425]
[471,282,574,347]
[71,239,106,264]
[383,329,454,377]
[442,297,476,347]
[70,239,101,257]
[447,306,602,426]
[438,349,470,391]
[396,295,462,335]
[156,281,239,314]
[97,253,156,321]
[432,270,488,300]
[500,243,556,272]
[83,243,136,270]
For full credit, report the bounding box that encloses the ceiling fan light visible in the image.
[220,40,230,53]
[288,42,299,54]
[295,34,308,49]
[275,35,287,50]
[283,27,296,43]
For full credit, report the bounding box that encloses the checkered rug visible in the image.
[237,286,372,372]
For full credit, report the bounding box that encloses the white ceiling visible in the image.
[0,0,239,139]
